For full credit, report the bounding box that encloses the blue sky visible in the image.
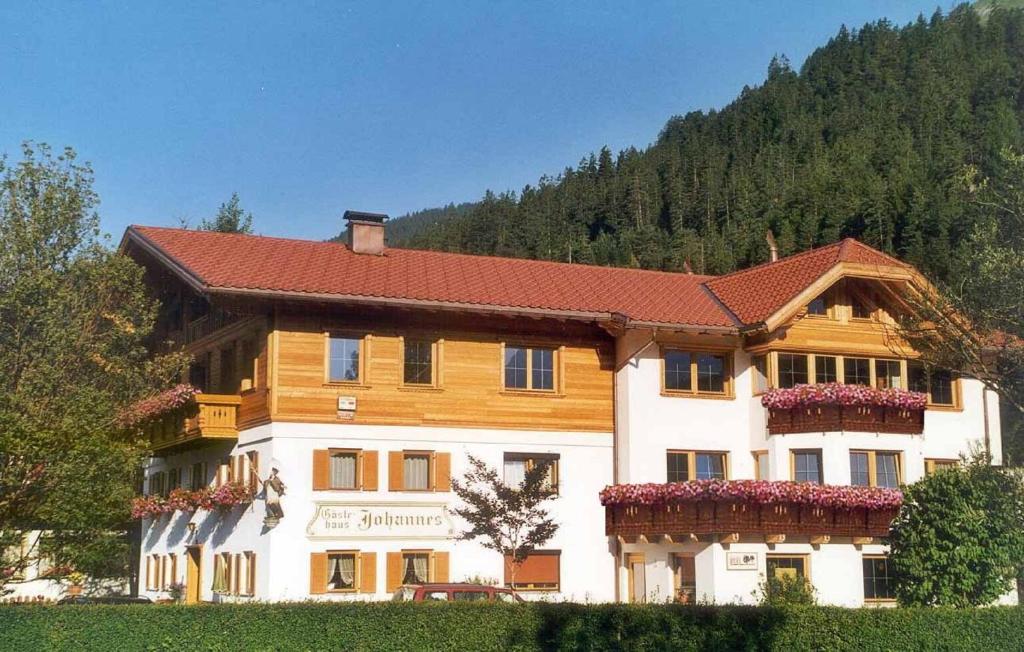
[0,1,953,242]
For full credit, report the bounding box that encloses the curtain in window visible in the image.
[413,555,428,582]
[331,454,356,488]
[339,554,355,586]
[402,554,428,584]
[504,459,526,487]
[404,455,429,490]
[328,555,341,589]
[211,556,227,593]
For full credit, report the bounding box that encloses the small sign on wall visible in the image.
[726,552,758,570]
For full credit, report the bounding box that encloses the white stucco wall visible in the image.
[139,423,614,603]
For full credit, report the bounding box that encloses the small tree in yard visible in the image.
[451,455,558,592]
[889,453,1024,606]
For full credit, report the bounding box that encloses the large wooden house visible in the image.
[122,212,1005,606]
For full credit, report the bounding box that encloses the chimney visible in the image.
[344,210,388,255]
[766,230,779,263]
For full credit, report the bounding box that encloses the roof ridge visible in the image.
[707,240,845,284]
[131,225,718,282]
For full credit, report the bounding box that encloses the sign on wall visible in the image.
[726,552,758,570]
[306,501,454,540]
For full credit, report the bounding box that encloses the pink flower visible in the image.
[599,479,902,511]
[118,384,202,428]
[761,383,927,410]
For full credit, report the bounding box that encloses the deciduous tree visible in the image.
[888,455,1024,606]
[450,455,558,592]
[0,143,186,592]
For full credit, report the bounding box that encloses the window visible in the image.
[532,348,554,391]
[219,345,237,394]
[792,450,823,484]
[844,357,870,386]
[503,345,556,391]
[404,453,430,491]
[863,556,895,601]
[503,453,559,493]
[851,294,872,320]
[453,590,489,601]
[814,356,837,383]
[696,353,726,393]
[212,552,232,594]
[850,451,870,487]
[672,554,697,604]
[909,362,956,407]
[667,451,727,482]
[504,551,560,591]
[753,451,769,480]
[925,459,958,475]
[167,468,181,492]
[401,552,431,584]
[328,336,361,383]
[667,452,689,482]
[777,353,808,389]
[752,355,770,394]
[767,555,808,585]
[388,451,449,492]
[241,551,256,596]
[664,351,692,391]
[403,339,435,386]
[806,296,828,316]
[663,350,732,396]
[874,359,903,389]
[850,451,901,488]
[424,591,448,601]
[329,451,358,489]
[327,552,357,592]
[149,472,166,497]
[189,462,207,490]
[165,553,176,590]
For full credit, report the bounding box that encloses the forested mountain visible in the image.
[330,202,477,246]
[390,5,1024,285]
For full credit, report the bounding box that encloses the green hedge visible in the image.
[1,603,1022,651]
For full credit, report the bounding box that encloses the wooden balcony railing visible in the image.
[766,405,924,436]
[605,501,896,541]
[147,394,241,453]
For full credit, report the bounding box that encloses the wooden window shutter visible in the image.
[386,552,403,593]
[248,552,256,595]
[309,552,328,595]
[388,452,404,491]
[433,551,449,583]
[249,452,259,492]
[361,451,379,491]
[359,552,377,593]
[504,552,559,587]
[434,453,451,492]
[312,450,330,491]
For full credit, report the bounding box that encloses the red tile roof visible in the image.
[125,227,910,330]
[704,239,908,325]
[127,226,735,328]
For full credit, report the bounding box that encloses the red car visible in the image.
[390,583,523,602]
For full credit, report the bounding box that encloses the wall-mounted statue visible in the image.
[263,467,286,528]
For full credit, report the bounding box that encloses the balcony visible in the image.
[761,384,926,436]
[601,481,901,543]
[766,405,924,435]
[605,501,896,541]
[147,394,241,453]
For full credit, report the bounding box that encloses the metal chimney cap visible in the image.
[343,210,389,224]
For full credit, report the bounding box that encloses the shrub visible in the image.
[0,602,1022,651]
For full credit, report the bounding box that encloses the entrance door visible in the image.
[185,545,202,604]
[626,553,646,603]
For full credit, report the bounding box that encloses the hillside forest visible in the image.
[365,5,1024,291]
